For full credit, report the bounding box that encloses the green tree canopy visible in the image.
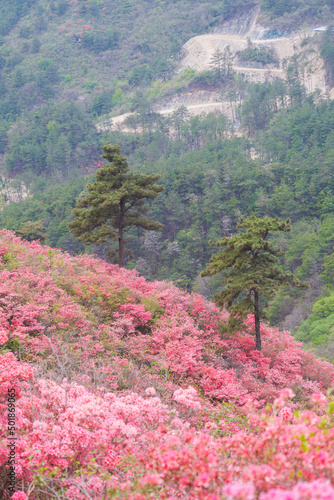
[16,220,47,244]
[69,143,164,266]
[201,216,307,350]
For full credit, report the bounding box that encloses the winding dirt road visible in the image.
[97,10,330,133]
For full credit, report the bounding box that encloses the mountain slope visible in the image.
[0,0,333,171]
[1,229,332,404]
[1,231,334,498]
[0,1,334,362]
[100,6,332,131]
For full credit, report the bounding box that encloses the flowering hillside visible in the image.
[1,229,334,500]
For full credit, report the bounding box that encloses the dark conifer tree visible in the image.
[69,143,163,266]
[16,220,47,244]
[201,216,307,350]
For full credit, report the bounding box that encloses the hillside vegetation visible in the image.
[1,4,334,496]
[0,0,333,177]
[0,2,334,352]
[2,88,334,354]
[1,232,334,499]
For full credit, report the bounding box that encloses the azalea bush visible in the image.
[0,230,334,499]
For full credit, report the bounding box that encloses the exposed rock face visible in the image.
[212,6,260,36]
[0,178,29,208]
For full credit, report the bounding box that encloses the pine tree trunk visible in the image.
[118,228,124,267]
[254,290,261,351]
[119,199,125,267]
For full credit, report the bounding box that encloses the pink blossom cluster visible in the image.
[0,231,334,498]
[56,0,97,42]
[86,159,104,173]
[173,386,202,410]
[0,228,333,405]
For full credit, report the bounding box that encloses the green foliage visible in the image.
[266,214,334,337]
[91,90,115,116]
[4,101,100,176]
[209,47,234,79]
[0,0,37,36]
[296,296,334,346]
[13,68,27,88]
[69,143,164,266]
[201,216,307,349]
[16,220,47,243]
[1,336,24,357]
[31,37,41,53]
[291,215,334,347]
[19,25,34,39]
[241,80,295,131]
[129,64,154,87]
[262,0,299,17]
[38,58,54,71]
[85,81,98,91]
[0,175,88,254]
[0,120,9,154]
[261,0,333,29]
[112,88,124,106]
[140,296,165,330]
[81,29,119,53]
[237,45,279,66]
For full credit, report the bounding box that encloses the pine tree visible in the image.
[224,45,233,76]
[16,220,47,244]
[69,143,163,266]
[171,105,190,139]
[210,48,225,78]
[201,216,307,350]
